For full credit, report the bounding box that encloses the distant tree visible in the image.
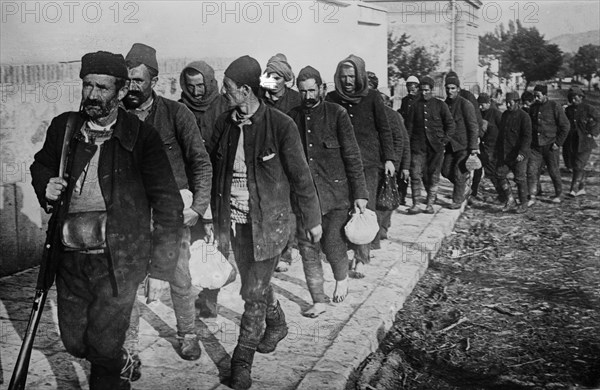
[558,52,575,80]
[479,20,523,78]
[572,44,600,90]
[503,27,563,88]
[388,32,439,83]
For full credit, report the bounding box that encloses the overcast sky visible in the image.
[0,0,599,64]
[477,0,599,38]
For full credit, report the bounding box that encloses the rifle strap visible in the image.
[59,112,79,179]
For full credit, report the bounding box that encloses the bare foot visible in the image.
[301,303,327,318]
[333,278,348,303]
[348,260,365,279]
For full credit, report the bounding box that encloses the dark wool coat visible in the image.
[30,109,183,293]
[406,96,456,153]
[144,94,212,216]
[565,102,599,152]
[207,103,321,262]
[529,99,570,147]
[459,89,484,133]
[495,108,532,164]
[326,89,396,169]
[182,94,230,144]
[384,106,410,171]
[481,105,502,159]
[288,101,368,215]
[445,95,480,152]
[261,87,302,115]
[399,93,418,122]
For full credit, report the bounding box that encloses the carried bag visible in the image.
[189,240,237,290]
[465,154,482,172]
[376,174,401,211]
[344,209,379,245]
[61,211,107,250]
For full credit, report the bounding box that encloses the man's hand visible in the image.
[306,224,323,243]
[354,198,368,213]
[45,177,67,201]
[551,143,559,151]
[204,222,215,244]
[144,277,170,304]
[516,153,525,162]
[183,208,200,227]
[384,160,396,176]
[400,169,410,181]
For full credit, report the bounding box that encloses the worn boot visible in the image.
[178,333,201,360]
[502,196,516,212]
[257,301,288,353]
[515,182,529,213]
[230,345,255,390]
[424,187,437,214]
[449,182,466,209]
[408,195,421,214]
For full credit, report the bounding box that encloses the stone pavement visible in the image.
[0,180,464,390]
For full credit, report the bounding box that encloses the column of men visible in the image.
[31,48,405,390]
[30,44,598,389]
[400,75,598,213]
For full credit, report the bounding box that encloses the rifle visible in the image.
[8,113,78,390]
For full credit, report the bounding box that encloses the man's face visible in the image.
[480,102,491,111]
[340,66,356,94]
[534,91,547,103]
[268,72,286,94]
[81,74,126,120]
[569,94,583,105]
[407,82,419,95]
[222,76,246,108]
[420,85,433,101]
[184,73,206,100]
[445,84,459,99]
[123,64,155,109]
[522,99,533,109]
[506,98,519,112]
[298,78,323,109]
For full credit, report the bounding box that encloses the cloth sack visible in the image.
[465,154,482,171]
[189,240,236,290]
[344,209,379,245]
[376,174,401,211]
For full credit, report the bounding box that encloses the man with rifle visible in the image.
[26,51,183,390]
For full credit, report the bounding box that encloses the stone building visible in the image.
[366,0,483,98]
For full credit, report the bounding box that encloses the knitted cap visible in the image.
[533,84,548,95]
[445,76,460,87]
[568,86,585,97]
[420,76,435,88]
[265,53,294,82]
[477,93,491,104]
[521,90,534,102]
[79,51,128,79]
[126,43,159,73]
[296,66,322,86]
[505,91,520,101]
[225,55,261,91]
[367,71,379,89]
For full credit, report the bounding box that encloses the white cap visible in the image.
[406,76,420,84]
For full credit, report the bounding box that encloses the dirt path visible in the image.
[349,89,600,390]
